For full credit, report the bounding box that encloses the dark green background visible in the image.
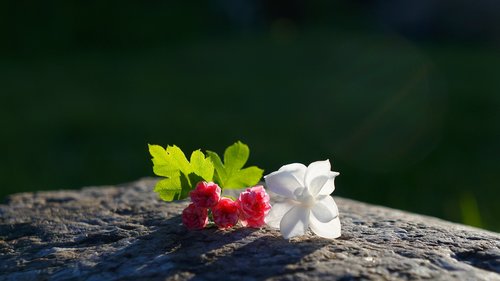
[1,1,499,231]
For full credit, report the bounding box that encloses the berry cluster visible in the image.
[182,181,271,230]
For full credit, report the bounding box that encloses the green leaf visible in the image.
[207,141,264,189]
[224,141,249,173]
[190,150,214,182]
[165,145,191,175]
[154,176,182,201]
[206,150,225,184]
[156,171,199,201]
[149,144,174,177]
[149,144,216,201]
[224,166,264,188]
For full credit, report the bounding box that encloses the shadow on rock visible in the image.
[69,214,258,280]
[179,235,327,280]
[73,213,327,280]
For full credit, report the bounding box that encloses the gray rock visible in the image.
[1,178,499,281]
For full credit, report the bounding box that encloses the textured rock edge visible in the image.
[0,178,499,281]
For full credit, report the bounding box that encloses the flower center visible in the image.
[295,187,316,208]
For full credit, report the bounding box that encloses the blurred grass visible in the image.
[459,192,483,228]
[0,28,499,231]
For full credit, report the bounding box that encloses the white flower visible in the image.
[264,160,341,239]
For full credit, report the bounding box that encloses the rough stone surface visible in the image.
[1,178,499,281]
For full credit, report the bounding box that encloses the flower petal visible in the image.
[305,160,331,192]
[308,175,330,196]
[310,216,341,239]
[265,200,295,228]
[264,169,304,199]
[280,206,310,239]
[278,163,306,185]
[311,196,338,223]
[316,171,340,195]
